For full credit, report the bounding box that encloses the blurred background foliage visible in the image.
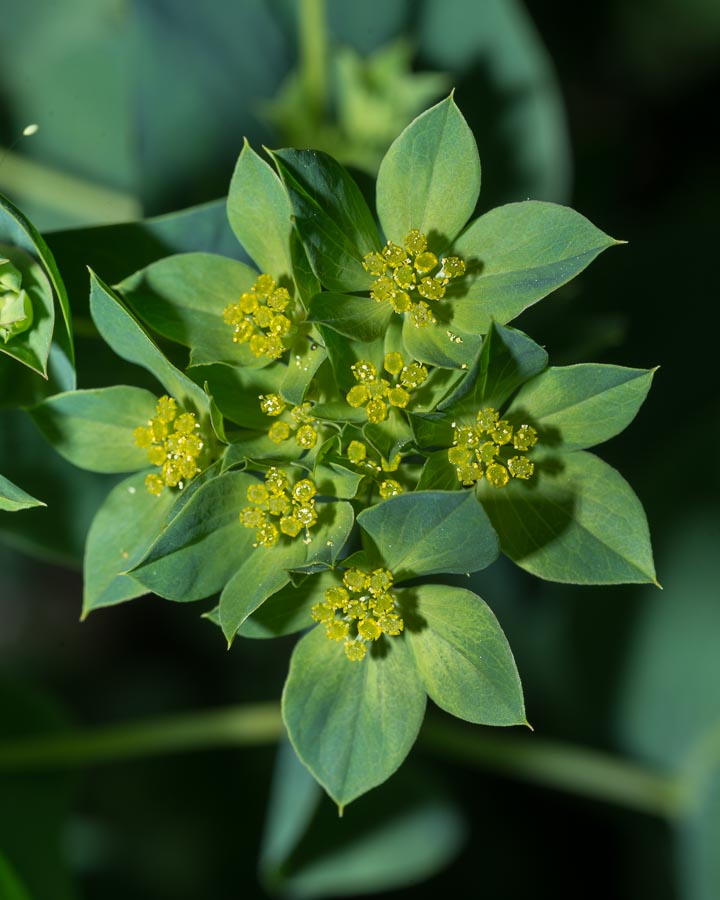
[0,0,719,897]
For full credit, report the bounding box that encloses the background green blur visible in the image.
[1,1,719,898]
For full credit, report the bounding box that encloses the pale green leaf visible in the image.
[376,95,480,244]
[480,450,656,584]
[357,489,498,579]
[31,386,158,473]
[404,583,525,725]
[451,202,618,332]
[506,364,655,451]
[282,626,426,807]
[0,473,45,512]
[227,140,293,276]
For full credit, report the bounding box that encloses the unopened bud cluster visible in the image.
[134,396,203,495]
[346,352,428,423]
[449,407,538,488]
[311,566,404,661]
[223,273,293,360]
[259,394,319,450]
[240,467,318,547]
[362,229,465,327]
[0,258,33,343]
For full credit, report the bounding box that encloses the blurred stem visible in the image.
[0,705,690,819]
[299,0,328,119]
[0,149,141,225]
[422,720,688,819]
[0,703,282,769]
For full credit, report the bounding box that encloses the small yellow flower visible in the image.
[447,407,538,488]
[239,468,319,547]
[223,274,293,360]
[260,396,319,451]
[311,565,404,662]
[362,229,466,327]
[134,395,204,495]
[345,352,427,423]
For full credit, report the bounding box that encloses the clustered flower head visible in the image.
[223,273,293,360]
[134,396,203,496]
[259,394,319,450]
[0,258,33,343]
[311,566,404,661]
[239,467,318,547]
[345,439,403,500]
[346,352,428,423]
[448,407,538,488]
[362,229,466,327]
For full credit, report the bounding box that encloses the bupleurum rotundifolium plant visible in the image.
[29,96,657,809]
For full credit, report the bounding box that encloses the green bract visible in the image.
[27,96,655,806]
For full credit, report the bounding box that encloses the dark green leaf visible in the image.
[362,409,414,462]
[403,583,525,725]
[357,490,499,579]
[31,386,158,474]
[227,141,293,276]
[441,320,548,417]
[451,202,618,332]
[282,626,426,807]
[376,95,480,244]
[415,451,462,492]
[506,364,655,451]
[480,450,657,584]
[271,150,381,292]
[0,474,45,512]
[309,292,393,342]
[280,332,328,406]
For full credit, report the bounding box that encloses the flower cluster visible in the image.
[134,396,203,495]
[223,273,293,360]
[346,352,428,423]
[311,566,404,661]
[346,439,403,499]
[362,229,465,327]
[239,467,318,547]
[259,394,319,450]
[448,407,538,488]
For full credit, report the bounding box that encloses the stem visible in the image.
[298,0,329,119]
[0,704,690,821]
[0,150,141,225]
[421,720,687,819]
[0,703,283,770]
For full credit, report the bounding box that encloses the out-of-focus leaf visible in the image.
[261,740,465,898]
[0,474,45,513]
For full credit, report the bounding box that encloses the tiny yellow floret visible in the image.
[223,273,293,360]
[240,469,319,547]
[448,406,539,488]
[317,565,404,661]
[365,230,465,328]
[135,396,204,495]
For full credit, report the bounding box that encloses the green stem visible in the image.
[0,149,141,225]
[421,720,688,819]
[0,703,283,770]
[298,0,329,119]
[0,704,690,820]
